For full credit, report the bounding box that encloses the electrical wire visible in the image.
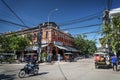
[0,3,103,34]
[92,26,101,40]
[59,15,102,27]
[107,0,112,11]
[61,23,102,30]
[0,18,30,28]
[1,0,26,26]
[58,11,103,27]
[81,30,101,35]
[72,30,102,36]
[0,9,35,27]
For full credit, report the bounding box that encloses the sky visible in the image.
[0,0,120,47]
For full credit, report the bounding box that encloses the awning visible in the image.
[54,45,78,52]
[65,46,78,52]
[41,44,48,47]
[26,44,48,51]
[64,52,72,54]
[54,45,68,50]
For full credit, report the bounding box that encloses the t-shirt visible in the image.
[94,56,100,62]
[111,56,117,63]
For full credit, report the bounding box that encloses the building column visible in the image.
[62,49,65,60]
[49,44,53,54]
[55,47,58,60]
[56,47,58,54]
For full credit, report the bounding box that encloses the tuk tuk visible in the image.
[94,52,111,69]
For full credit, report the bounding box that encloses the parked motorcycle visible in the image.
[18,63,39,78]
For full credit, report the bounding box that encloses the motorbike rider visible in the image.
[18,58,39,78]
[27,61,34,74]
[28,57,39,72]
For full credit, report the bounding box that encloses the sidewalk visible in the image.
[0,57,85,66]
[40,61,70,66]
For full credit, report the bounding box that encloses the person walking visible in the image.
[57,53,61,62]
[48,53,53,63]
[41,51,47,62]
[111,54,117,71]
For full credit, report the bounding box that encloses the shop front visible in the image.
[47,43,78,61]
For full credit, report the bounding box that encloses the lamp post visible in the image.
[47,8,58,62]
[47,8,58,27]
[47,8,58,45]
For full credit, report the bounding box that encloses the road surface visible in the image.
[0,58,120,80]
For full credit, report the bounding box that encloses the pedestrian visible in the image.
[50,53,53,62]
[57,53,61,62]
[111,54,117,71]
[41,51,47,62]
[47,53,53,63]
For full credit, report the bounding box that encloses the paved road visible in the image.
[0,58,120,80]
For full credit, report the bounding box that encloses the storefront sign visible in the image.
[54,41,63,46]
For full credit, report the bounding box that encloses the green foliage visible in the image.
[0,35,11,52]
[2,56,15,63]
[102,16,120,52]
[0,33,30,52]
[73,34,97,55]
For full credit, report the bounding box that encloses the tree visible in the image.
[87,40,97,55]
[0,35,4,52]
[73,34,97,55]
[9,34,30,51]
[102,16,120,56]
[0,33,30,52]
[0,35,11,52]
[110,17,120,53]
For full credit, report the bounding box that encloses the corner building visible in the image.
[40,22,78,60]
[10,22,78,61]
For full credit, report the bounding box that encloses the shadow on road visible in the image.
[0,74,17,80]
[97,66,112,69]
[37,72,49,75]
[22,72,49,78]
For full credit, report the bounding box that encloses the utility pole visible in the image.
[103,0,111,26]
[103,10,110,26]
[37,24,42,62]
[103,10,110,53]
[103,0,111,54]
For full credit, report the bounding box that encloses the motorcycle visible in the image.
[18,63,39,78]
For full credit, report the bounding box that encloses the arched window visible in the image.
[53,31,55,40]
[46,31,48,39]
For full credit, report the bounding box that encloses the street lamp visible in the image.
[47,8,58,26]
[47,8,58,61]
[47,8,58,44]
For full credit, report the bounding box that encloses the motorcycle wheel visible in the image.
[33,69,39,75]
[18,70,26,78]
